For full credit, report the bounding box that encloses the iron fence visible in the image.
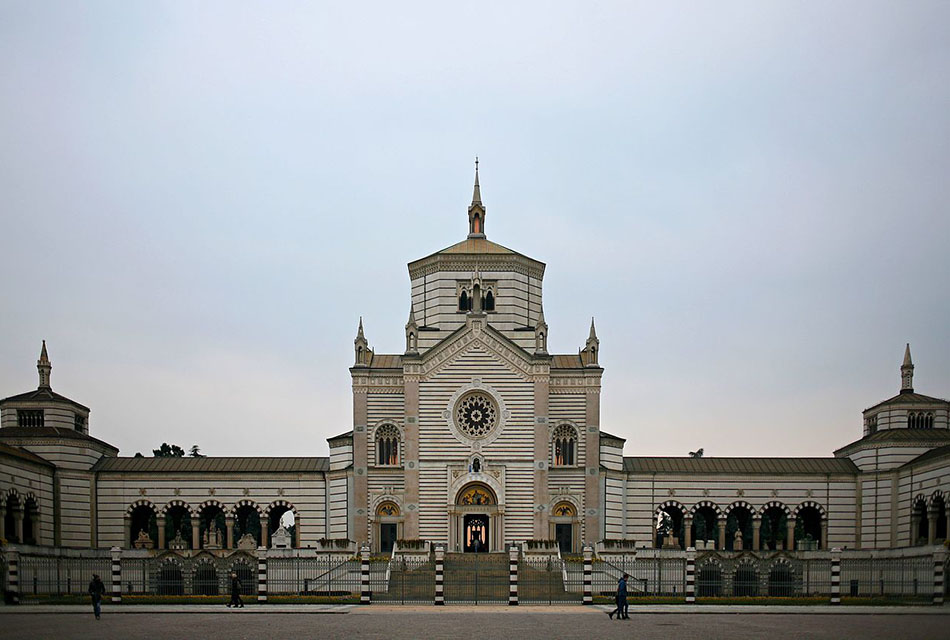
[17,555,110,596]
[370,556,434,603]
[841,555,931,599]
[518,555,580,604]
[442,553,508,604]
[268,556,360,596]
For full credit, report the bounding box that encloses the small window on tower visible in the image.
[74,414,87,432]
[484,290,495,312]
[17,410,44,428]
[459,290,469,312]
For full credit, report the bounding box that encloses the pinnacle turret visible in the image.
[468,158,486,238]
[37,340,51,389]
[901,343,914,393]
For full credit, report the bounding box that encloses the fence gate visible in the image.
[370,555,434,603]
[18,555,110,597]
[268,556,360,597]
[443,553,508,604]
[519,555,580,604]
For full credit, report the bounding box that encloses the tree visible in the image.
[153,443,186,457]
[189,445,204,458]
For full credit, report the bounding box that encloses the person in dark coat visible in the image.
[607,574,629,620]
[227,572,244,608]
[88,574,106,620]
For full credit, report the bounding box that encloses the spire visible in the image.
[534,306,548,355]
[405,307,419,355]
[467,157,486,238]
[581,318,600,367]
[472,156,482,205]
[901,342,914,393]
[37,339,51,389]
[354,317,371,367]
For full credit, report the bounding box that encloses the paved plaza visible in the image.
[2,608,950,639]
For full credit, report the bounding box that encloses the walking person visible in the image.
[227,572,244,608]
[88,573,106,620]
[607,573,629,620]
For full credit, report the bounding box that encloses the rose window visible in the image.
[455,392,498,438]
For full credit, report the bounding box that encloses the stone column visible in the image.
[295,518,302,548]
[191,520,200,550]
[911,513,921,545]
[830,548,841,605]
[928,508,938,546]
[582,545,593,605]
[157,516,166,549]
[257,547,267,603]
[225,516,235,550]
[13,505,24,543]
[752,517,761,551]
[684,515,693,548]
[934,548,947,606]
[402,363,421,541]
[717,520,726,551]
[111,547,122,604]
[508,544,519,606]
[685,547,696,604]
[0,504,5,540]
[261,523,269,549]
[533,374,550,539]
[786,518,796,551]
[434,545,445,605]
[821,520,829,550]
[584,380,602,544]
[360,545,371,604]
[946,511,950,543]
[353,379,370,544]
[123,516,132,548]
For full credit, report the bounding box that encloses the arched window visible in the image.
[552,424,577,466]
[484,290,495,311]
[459,291,469,312]
[376,424,400,466]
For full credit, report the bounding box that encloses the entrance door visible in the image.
[555,523,572,553]
[464,514,489,552]
[380,523,397,554]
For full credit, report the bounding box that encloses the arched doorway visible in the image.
[451,483,499,552]
[655,503,685,549]
[375,501,402,554]
[550,501,578,553]
[912,498,929,545]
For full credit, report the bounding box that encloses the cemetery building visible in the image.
[1,169,949,558]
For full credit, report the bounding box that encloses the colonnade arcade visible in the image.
[124,499,300,550]
[912,490,949,546]
[1,489,39,544]
[655,500,828,551]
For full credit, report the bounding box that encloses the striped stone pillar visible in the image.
[830,547,841,605]
[360,545,370,604]
[933,549,946,606]
[6,549,19,605]
[685,547,695,604]
[583,545,593,605]
[508,545,519,606]
[257,546,268,603]
[434,545,445,605]
[110,546,122,604]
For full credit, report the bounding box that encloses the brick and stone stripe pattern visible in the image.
[685,547,695,604]
[830,548,841,605]
[7,551,19,604]
[583,545,592,605]
[434,546,445,605]
[257,548,267,603]
[360,546,370,604]
[934,550,946,606]
[111,547,122,604]
[509,546,518,605]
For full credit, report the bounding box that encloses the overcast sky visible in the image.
[1,2,948,459]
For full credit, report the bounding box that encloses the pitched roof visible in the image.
[834,427,950,455]
[368,354,403,369]
[435,237,518,255]
[904,444,950,468]
[0,442,54,468]
[551,354,584,369]
[0,387,89,411]
[863,391,948,413]
[0,427,118,453]
[623,456,858,475]
[93,456,329,473]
